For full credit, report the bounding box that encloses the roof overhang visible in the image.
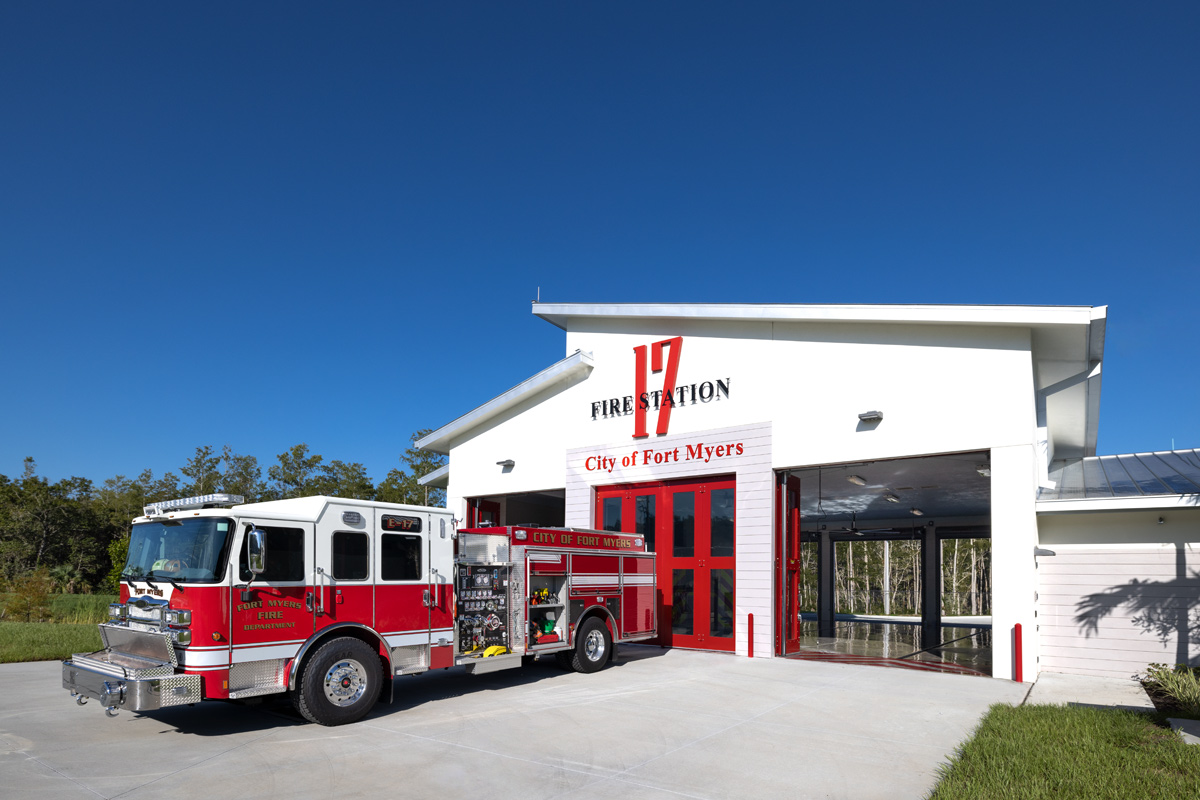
[1037,495,1200,514]
[417,463,449,488]
[532,302,1105,331]
[415,349,594,454]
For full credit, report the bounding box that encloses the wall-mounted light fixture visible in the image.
[976,465,991,477]
[847,475,867,486]
[858,410,883,422]
[910,507,925,516]
[1158,516,1165,525]
[884,493,900,503]
[496,459,515,468]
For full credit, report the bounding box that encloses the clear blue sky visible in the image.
[2,2,1197,486]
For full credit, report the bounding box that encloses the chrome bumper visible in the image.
[63,651,202,713]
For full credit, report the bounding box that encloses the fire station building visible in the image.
[418,303,1200,682]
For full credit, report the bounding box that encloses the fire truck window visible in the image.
[635,495,656,552]
[332,531,369,580]
[381,533,422,581]
[239,526,304,583]
[711,488,734,557]
[673,491,695,557]
[602,497,622,531]
[710,569,734,638]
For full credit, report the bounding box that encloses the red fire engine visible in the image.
[62,494,656,726]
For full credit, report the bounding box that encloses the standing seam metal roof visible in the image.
[1040,449,1200,500]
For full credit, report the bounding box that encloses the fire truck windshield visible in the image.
[122,518,233,584]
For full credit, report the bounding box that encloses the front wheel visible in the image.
[294,637,382,726]
[570,617,612,674]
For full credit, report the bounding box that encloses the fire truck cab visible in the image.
[63,494,656,726]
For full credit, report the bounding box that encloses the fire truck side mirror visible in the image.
[247,527,266,576]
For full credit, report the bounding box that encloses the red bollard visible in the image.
[1014,622,1023,683]
[748,613,754,658]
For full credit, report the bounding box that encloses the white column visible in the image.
[990,444,1040,682]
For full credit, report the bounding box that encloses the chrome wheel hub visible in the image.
[583,630,606,662]
[323,658,368,707]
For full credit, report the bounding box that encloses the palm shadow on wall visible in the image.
[1074,542,1199,667]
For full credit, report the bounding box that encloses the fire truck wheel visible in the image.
[294,637,381,726]
[570,617,611,674]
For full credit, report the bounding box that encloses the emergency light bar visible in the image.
[143,493,245,516]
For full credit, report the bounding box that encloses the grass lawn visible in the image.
[0,622,103,663]
[929,703,1200,800]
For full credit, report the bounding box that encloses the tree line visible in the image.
[0,431,445,594]
[797,537,992,617]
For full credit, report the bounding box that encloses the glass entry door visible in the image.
[597,476,735,652]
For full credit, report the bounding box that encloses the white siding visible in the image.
[566,422,774,658]
[1037,545,1200,678]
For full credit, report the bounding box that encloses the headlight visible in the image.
[108,603,126,620]
[164,609,192,626]
[171,628,192,646]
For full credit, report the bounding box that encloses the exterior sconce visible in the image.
[496,459,515,468]
[858,410,883,422]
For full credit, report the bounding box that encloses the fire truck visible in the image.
[62,493,656,726]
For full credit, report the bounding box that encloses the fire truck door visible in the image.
[375,512,454,662]
[230,521,315,664]
[313,516,375,632]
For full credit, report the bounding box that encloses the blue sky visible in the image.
[2,2,1197,486]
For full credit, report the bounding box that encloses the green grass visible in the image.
[0,593,116,623]
[0,621,103,663]
[929,703,1200,800]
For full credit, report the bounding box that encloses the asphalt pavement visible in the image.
[1,646,1029,800]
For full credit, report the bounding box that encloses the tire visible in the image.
[570,617,612,674]
[293,636,382,726]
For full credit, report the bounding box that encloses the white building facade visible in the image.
[416,303,1195,683]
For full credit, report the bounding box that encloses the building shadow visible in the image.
[1074,542,1199,667]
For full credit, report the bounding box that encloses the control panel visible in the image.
[456,564,511,654]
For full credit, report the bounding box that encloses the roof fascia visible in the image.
[417,463,449,488]
[416,350,594,454]
[1037,493,1199,514]
[532,302,1102,331]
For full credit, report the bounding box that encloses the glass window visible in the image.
[710,569,734,638]
[124,518,233,583]
[602,497,622,531]
[711,488,734,557]
[672,569,693,634]
[240,526,305,582]
[673,491,694,558]
[332,531,369,580]
[381,533,423,581]
[635,494,656,552]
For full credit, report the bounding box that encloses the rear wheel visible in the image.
[293,637,382,726]
[570,617,612,673]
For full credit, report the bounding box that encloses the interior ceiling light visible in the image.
[910,507,925,516]
[847,475,867,486]
[976,465,991,477]
[884,493,900,503]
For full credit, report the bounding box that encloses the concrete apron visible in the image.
[2,647,1028,800]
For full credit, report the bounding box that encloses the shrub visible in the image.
[5,569,53,622]
[1142,662,1200,717]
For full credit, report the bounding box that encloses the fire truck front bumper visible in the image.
[63,652,203,713]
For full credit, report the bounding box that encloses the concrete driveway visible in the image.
[1,646,1027,800]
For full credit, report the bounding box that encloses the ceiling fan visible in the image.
[828,513,895,536]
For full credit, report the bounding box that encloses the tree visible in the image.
[311,460,374,500]
[219,446,264,500]
[268,444,324,499]
[376,430,447,507]
[181,446,222,495]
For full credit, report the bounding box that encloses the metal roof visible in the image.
[1040,449,1200,501]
